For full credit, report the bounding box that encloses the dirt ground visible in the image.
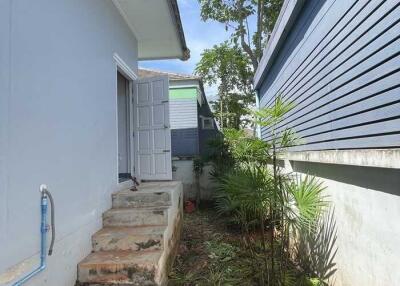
[168,208,262,286]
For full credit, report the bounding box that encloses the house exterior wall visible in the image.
[169,87,199,157]
[0,1,137,285]
[258,0,400,149]
[256,0,400,285]
[171,128,199,157]
[285,158,400,286]
[169,84,218,201]
[172,160,216,201]
[169,88,198,130]
[197,97,219,157]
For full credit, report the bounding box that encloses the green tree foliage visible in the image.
[199,0,284,70]
[195,43,254,129]
[196,0,284,130]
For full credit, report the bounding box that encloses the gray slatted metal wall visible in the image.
[258,0,400,151]
[170,99,198,129]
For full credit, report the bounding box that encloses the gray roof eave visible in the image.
[167,0,191,61]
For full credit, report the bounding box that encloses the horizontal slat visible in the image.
[261,0,381,106]
[296,87,400,132]
[289,134,400,151]
[278,1,399,105]
[258,0,400,151]
[263,73,400,140]
[274,36,400,131]
[280,13,400,113]
[268,54,400,136]
[169,99,197,129]
[265,11,400,132]
[298,118,400,145]
[171,128,199,156]
[297,103,400,139]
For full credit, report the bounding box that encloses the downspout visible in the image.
[12,184,55,286]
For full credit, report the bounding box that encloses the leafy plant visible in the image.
[210,94,336,285]
[205,134,235,179]
[285,176,328,232]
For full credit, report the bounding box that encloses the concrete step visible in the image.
[103,207,168,227]
[77,250,163,285]
[92,226,165,252]
[112,189,171,208]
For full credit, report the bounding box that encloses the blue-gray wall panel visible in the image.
[171,128,199,157]
[197,96,220,157]
[258,0,400,151]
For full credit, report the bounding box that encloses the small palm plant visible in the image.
[212,95,336,285]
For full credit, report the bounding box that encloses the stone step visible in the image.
[92,226,165,252]
[103,207,168,227]
[112,189,171,209]
[77,250,163,285]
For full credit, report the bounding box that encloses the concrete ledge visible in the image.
[285,149,400,169]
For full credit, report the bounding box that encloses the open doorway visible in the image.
[117,71,131,182]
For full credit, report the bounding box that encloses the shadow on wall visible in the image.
[291,161,400,197]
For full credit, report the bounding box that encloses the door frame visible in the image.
[113,53,137,183]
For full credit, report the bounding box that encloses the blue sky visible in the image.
[139,0,230,100]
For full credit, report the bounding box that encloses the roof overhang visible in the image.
[253,0,305,89]
[112,0,190,61]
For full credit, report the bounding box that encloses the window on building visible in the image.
[202,117,214,129]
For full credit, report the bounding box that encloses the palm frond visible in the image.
[285,176,328,231]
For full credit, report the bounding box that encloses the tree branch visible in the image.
[257,0,264,62]
[238,0,258,71]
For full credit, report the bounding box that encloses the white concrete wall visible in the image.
[172,159,216,201]
[0,1,137,285]
[285,159,400,286]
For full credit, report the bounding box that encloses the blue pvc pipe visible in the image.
[12,195,48,286]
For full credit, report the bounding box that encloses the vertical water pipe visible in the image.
[12,184,52,286]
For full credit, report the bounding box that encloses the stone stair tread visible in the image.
[112,181,181,196]
[78,250,163,284]
[113,189,169,195]
[92,226,166,252]
[105,206,168,213]
[79,250,162,267]
[103,207,168,228]
[77,181,183,286]
[138,181,182,190]
[111,191,171,209]
[111,205,170,210]
[94,226,166,236]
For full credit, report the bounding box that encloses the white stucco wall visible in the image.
[172,159,216,201]
[285,158,400,286]
[0,1,137,285]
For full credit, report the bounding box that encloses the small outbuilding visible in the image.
[139,68,220,201]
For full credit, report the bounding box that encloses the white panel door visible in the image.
[134,76,172,180]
